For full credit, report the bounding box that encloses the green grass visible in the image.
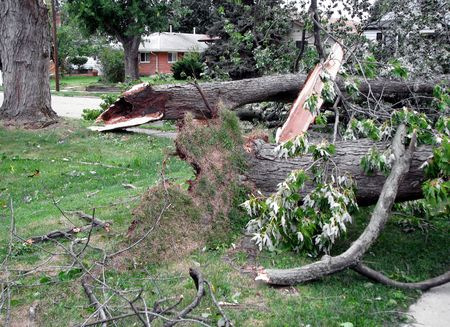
[50,75,102,91]
[0,120,448,326]
[0,120,193,241]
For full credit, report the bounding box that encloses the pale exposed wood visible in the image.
[277,43,343,142]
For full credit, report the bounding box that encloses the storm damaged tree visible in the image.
[0,0,58,128]
[67,0,169,81]
[89,0,449,291]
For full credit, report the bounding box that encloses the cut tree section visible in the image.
[276,43,344,143]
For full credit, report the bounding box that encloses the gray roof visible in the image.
[139,32,210,53]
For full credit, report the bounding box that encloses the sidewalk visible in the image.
[0,92,102,118]
[403,282,450,327]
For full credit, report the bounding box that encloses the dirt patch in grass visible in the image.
[125,110,250,264]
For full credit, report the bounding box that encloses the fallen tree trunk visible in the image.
[97,74,443,126]
[245,138,432,205]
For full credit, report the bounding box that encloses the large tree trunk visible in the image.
[97,73,441,124]
[0,0,57,128]
[121,36,141,81]
[245,138,431,206]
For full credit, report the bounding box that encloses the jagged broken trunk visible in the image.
[0,0,57,128]
[96,74,440,128]
[245,139,431,206]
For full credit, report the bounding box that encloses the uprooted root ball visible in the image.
[127,110,250,264]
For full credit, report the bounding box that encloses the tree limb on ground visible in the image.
[255,124,417,286]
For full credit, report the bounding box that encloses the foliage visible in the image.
[67,0,168,41]
[82,93,118,121]
[244,133,356,254]
[56,5,108,72]
[171,52,205,80]
[67,0,169,80]
[368,0,449,75]
[347,108,449,221]
[172,0,215,34]
[246,103,449,254]
[203,0,297,79]
[432,84,450,112]
[360,147,393,176]
[99,48,125,83]
[68,56,88,69]
[81,108,104,121]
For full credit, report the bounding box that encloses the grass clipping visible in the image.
[129,110,247,264]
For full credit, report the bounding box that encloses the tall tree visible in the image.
[0,0,57,128]
[67,0,169,81]
[204,0,296,80]
[175,0,215,34]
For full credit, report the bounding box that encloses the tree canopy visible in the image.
[203,0,297,79]
[67,0,170,80]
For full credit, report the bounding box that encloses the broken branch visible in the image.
[256,125,416,285]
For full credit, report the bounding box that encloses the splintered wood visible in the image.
[276,43,344,143]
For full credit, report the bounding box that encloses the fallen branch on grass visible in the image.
[26,212,110,244]
[81,278,108,327]
[352,264,450,291]
[255,125,417,285]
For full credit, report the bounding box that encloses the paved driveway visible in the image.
[0,92,102,119]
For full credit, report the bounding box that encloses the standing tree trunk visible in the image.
[0,0,57,128]
[121,35,141,81]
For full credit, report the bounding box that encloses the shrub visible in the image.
[99,48,125,83]
[82,93,118,121]
[171,52,204,80]
[68,56,88,69]
[82,108,104,121]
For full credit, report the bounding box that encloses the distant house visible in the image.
[363,11,450,43]
[138,32,211,76]
[289,18,357,49]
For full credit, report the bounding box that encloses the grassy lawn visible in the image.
[50,75,102,91]
[0,120,448,326]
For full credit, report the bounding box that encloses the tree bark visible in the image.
[245,138,431,206]
[121,35,141,81]
[0,0,58,128]
[256,125,416,286]
[97,73,441,124]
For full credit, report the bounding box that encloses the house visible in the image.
[289,18,357,49]
[363,11,450,43]
[138,32,211,76]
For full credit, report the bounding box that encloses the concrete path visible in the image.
[0,92,102,118]
[403,282,450,327]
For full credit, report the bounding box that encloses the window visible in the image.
[295,40,307,49]
[167,52,177,63]
[140,52,150,63]
[376,32,383,42]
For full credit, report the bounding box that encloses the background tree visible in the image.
[174,0,215,34]
[67,0,169,81]
[0,0,57,128]
[204,0,297,80]
[367,0,449,75]
[57,4,109,73]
